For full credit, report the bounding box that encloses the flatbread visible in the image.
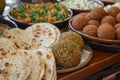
[0,50,31,80]
[2,28,37,50]
[0,38,46,80]
[33,47,57,80]
[0,26,57,80]
[0,38,17,54]
[25,23,60,48]
[50,24,60,47]
[23,50,45,80]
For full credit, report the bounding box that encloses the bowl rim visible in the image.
[101,0,120,3]
[63,0,104,11]
[69,16,120,45]
[0,17,17,28]
[8,3,73,25]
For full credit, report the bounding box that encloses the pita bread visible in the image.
[32,47,57,80]
[0,26,57,80]
[25,23,60,48]
[2,28,37,50]
[0,38,46,80]
[23,50,45,80]
[50,24,60,47]
[0,50,31,80]
[0,38,17,54]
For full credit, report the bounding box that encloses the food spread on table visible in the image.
[1,0,120,80]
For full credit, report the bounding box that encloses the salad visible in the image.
[60,0,102,10]
[10,2,70,24]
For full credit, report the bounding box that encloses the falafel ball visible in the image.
[52,40,81,69]
[116,27,120,40]
[97,23,116,40]
[88,20,100,27]
[107,6,120,17]
[82,25,98,37]
[79,13,87,17]
[116,13,120,23]
[101,15,116,26]
[60,31,84,49]
[114,23,120,29]
[86,7,107,20]
[72,13,88,30]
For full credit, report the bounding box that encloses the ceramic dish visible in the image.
[101,0,120,6]
[0,17,17,28]
[57,45,93,74]
[85,40,120,53]
[8,3,73,29]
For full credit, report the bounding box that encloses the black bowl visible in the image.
[101,0,118,6]
[85,40,120,53]
[8,4,73,29]
[0,17,17,28]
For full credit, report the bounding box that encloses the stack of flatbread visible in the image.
[0,23,60,80]
[25,23,60,48]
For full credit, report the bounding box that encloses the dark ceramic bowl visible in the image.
[8,4,73,29]
[69,17,120,53]
[0,17,17,28]
[101,0,118,5]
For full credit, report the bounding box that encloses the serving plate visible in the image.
[57,45,93,74]
[8,3,73,29]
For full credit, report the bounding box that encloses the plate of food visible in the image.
[8,2,73,29]
[60,0,104,15]
[51,31,93,74]
[69,7,120,44]
[68,7,120,52]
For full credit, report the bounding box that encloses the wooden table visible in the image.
[58,27,120,80]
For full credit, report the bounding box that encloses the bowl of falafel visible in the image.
[69,6,120,52]
[51,31,93,73]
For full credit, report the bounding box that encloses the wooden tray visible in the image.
[57,45,93,74]
[58,50,120,80]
